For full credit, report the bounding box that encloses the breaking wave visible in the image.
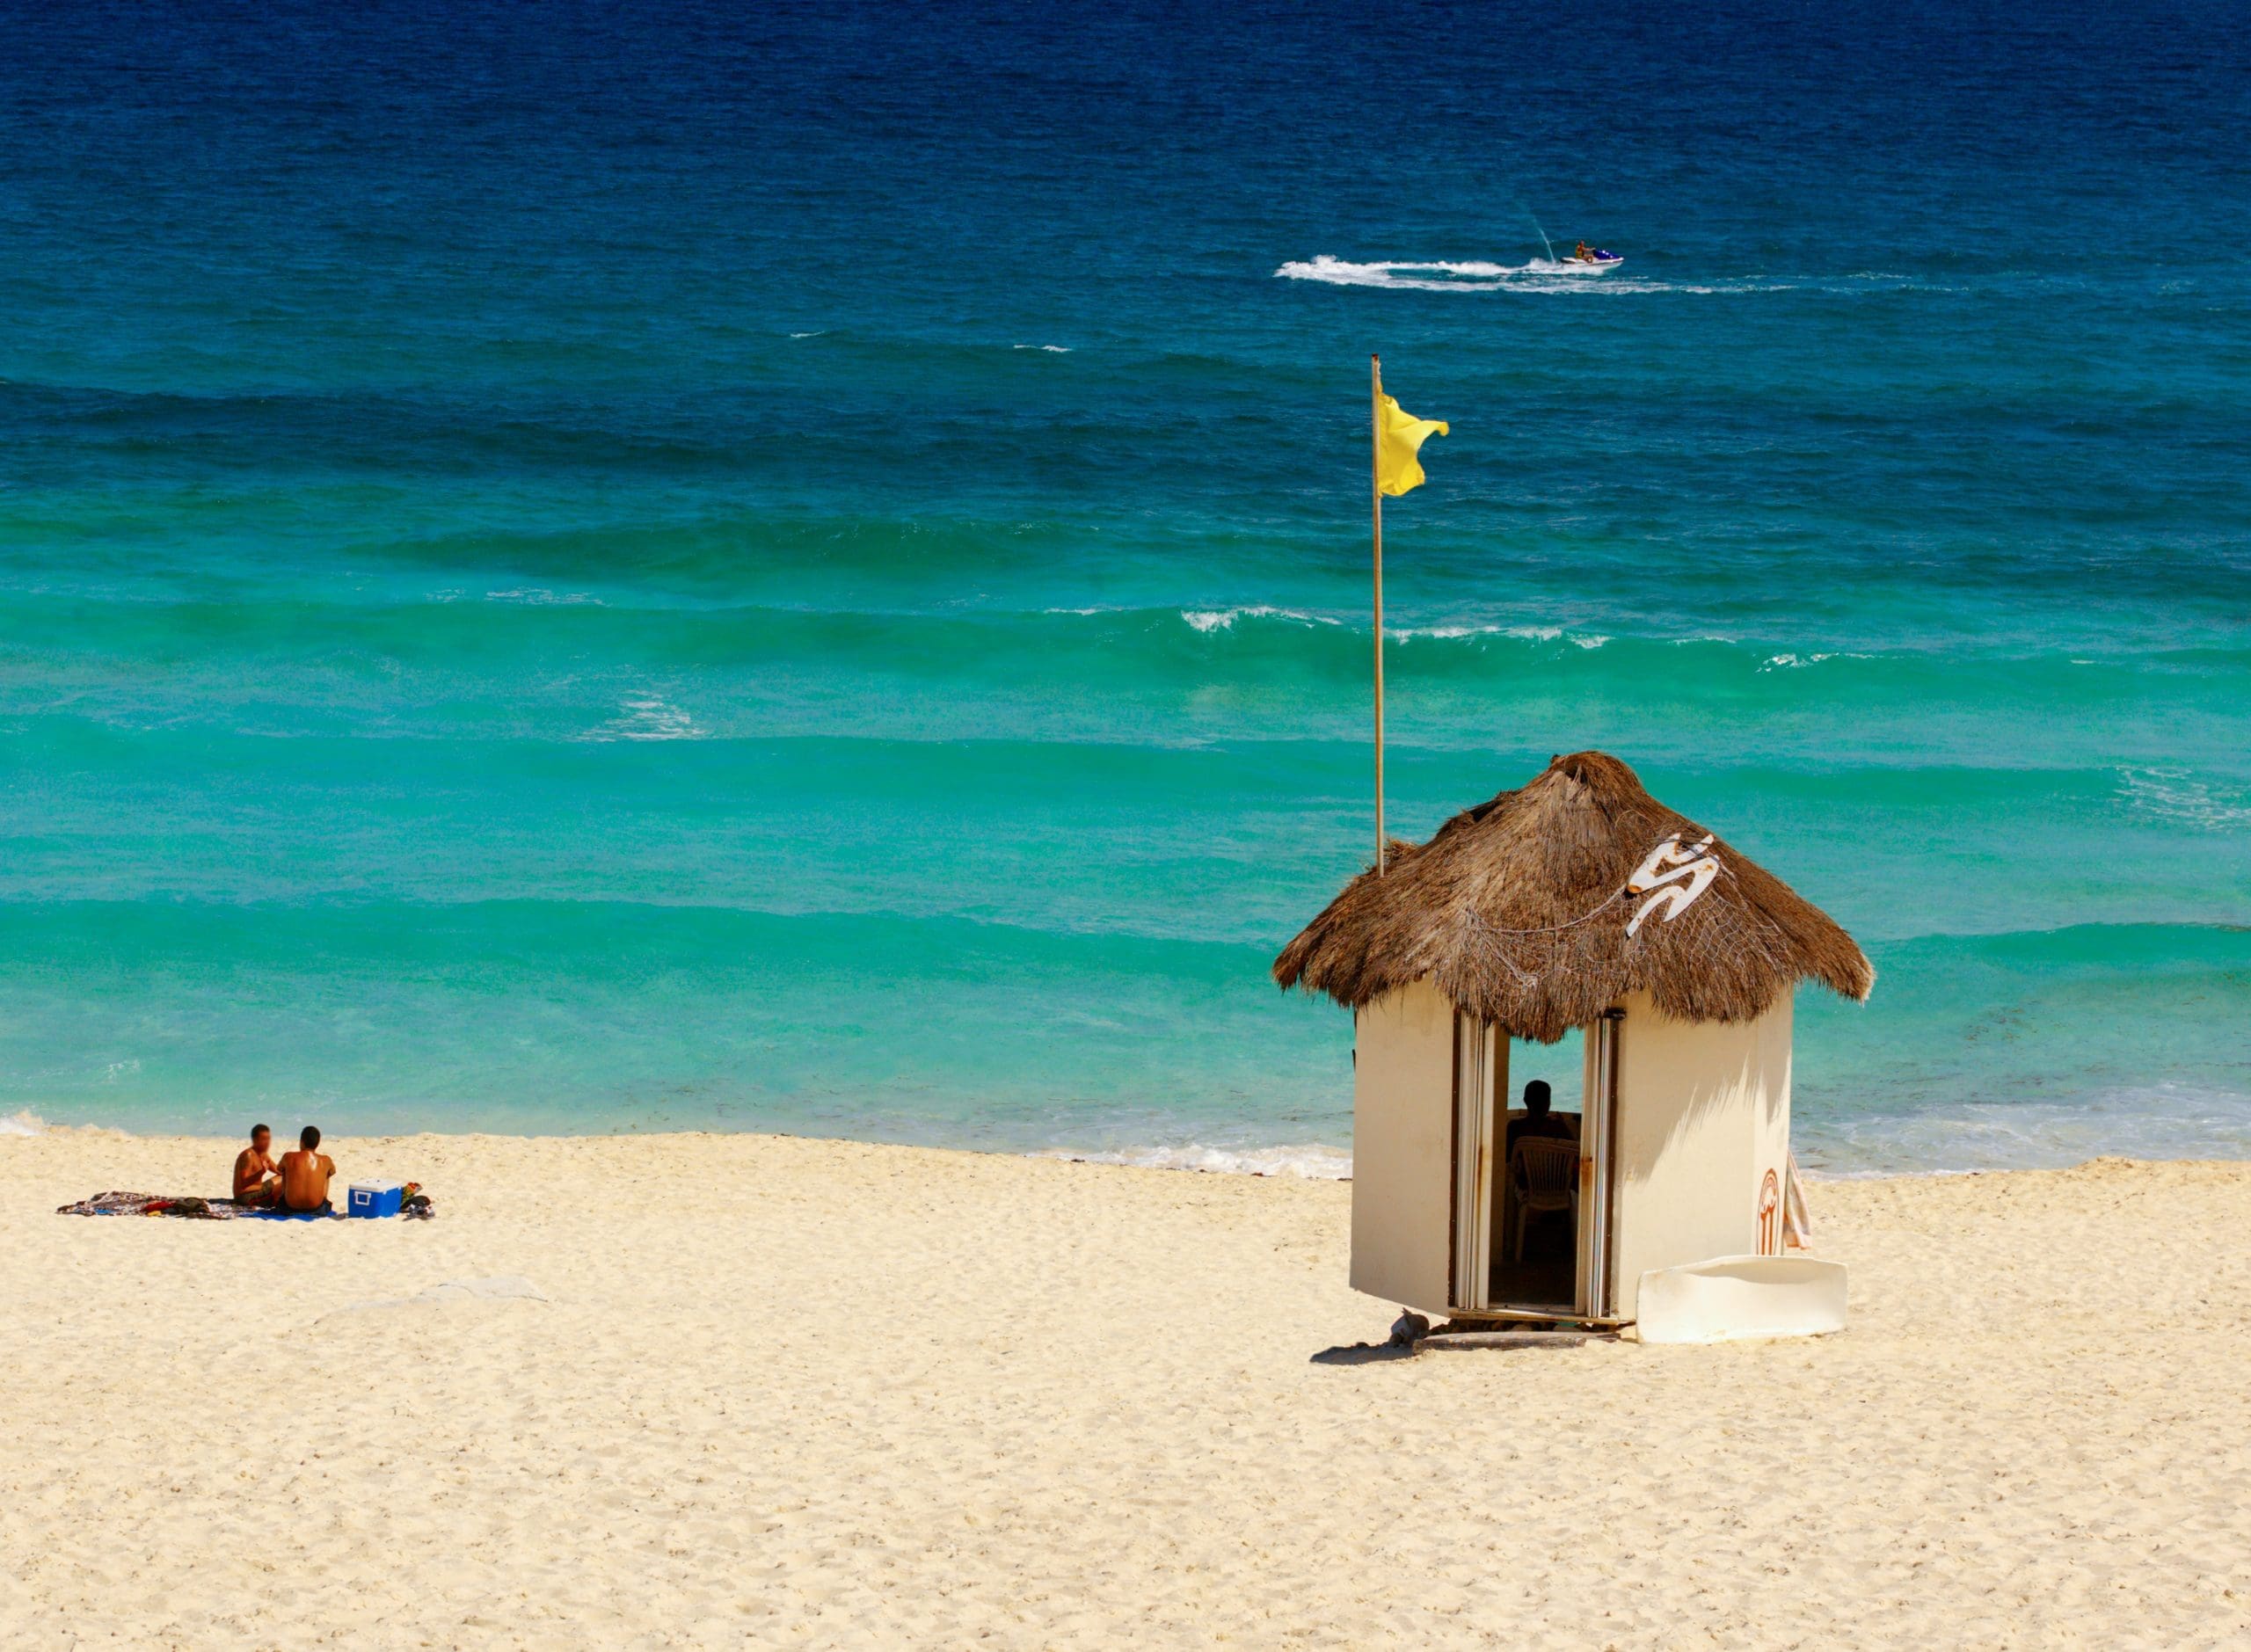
[579,695,705,743]
[1045,1141,1352,1178]
[2116,767,2251,832]
[1179,605,1341,634]
[1802,1084,2251,1178]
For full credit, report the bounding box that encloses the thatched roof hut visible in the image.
[1274,750,1872,1044]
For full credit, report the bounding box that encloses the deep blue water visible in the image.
[2,0,2247,1171]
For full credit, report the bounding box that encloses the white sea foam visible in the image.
[1044,1084,2251,1185]
[1,1110,46,1137]
[1184,611,1615,648]
[1045,1141,1352,1179]
[1803,1083,2251,1179]
[1039,1092,2251,1186]
[1012,344,1072,353]
[788,330,827,338]
[2116,767,2251,831]
[582,695,705,743]
[1180,606,1339,634]
[1389,622,1605,651]
[484,587,603,607]
[1402,623,1607,647]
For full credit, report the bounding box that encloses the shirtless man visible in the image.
[1505,1079,1577,1160]
[232,1124,280,1207]
[275,1125,338,1214]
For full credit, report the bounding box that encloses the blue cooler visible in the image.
[347,1183,404,1219]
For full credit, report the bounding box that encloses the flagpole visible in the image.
[1371,353,1385,876]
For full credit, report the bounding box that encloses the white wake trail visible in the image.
[1276,254,1771,296]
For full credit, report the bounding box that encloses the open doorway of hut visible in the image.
[1449,1019,1588,1315]
[1490,1028,1584,1310]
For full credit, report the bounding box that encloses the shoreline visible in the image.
[11,1105,2251,1186]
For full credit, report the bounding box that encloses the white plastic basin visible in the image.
[1635,1255,1847,1344]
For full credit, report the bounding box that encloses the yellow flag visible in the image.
[1375,394,1448,497]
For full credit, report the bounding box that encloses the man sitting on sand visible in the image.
[274,1126,338,1214]
[1505,1080,1577,1160]
[232,1124,282,1207]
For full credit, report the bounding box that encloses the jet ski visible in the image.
[1559,248,1624,273]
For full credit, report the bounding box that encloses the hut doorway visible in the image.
[1451,1015,1621,1319]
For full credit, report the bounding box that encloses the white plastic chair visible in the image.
[1510,1138,1578,1262]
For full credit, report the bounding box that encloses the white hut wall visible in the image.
[1610,993,1794,1317]
[1349,979,1455,1314]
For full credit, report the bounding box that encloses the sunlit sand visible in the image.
[4,1129,2247,1646]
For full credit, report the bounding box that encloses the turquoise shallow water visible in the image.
[2,1,2247,1169]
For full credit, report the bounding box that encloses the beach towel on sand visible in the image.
[57,1190,235,1219]
[55,1191,343,1220]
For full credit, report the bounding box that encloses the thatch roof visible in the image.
[1273,751,1871,1042]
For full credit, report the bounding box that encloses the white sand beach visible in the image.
[4,1129,2247,1648]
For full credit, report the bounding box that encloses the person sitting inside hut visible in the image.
[232,1123,280,1208]
[1504,1080,1575,1160]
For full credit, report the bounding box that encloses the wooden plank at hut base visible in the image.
[1424,1314,1615,1341]
[1415,1329,1614,1353]
[1635,1255,1847,1344]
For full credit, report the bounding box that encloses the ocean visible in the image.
[2,0,2246,1173]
